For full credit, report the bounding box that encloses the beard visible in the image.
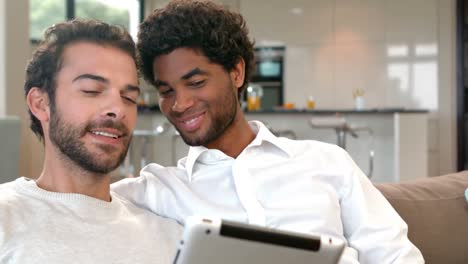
[174,81,238,147]
[48,108,131,174]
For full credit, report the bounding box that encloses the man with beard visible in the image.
[0,20,181,263]
[112,1,424,263]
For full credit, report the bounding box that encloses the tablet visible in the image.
[173,216,345,264]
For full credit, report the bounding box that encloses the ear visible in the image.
[26,87,51,123]
[230,58,246,91]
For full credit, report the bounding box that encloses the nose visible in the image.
[101,93,126,120]
[105,111,120,119]
[172,91,195,113]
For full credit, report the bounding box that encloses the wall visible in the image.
[238,0,437,108]
[1,0,43,178]
[437,0,457,174]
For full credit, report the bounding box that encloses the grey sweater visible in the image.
[0,177,182,263]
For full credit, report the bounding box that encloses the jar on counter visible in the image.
[246,83,263,111]
[306,96,315,110]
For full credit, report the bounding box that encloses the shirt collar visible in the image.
[183,146,208,179]
[182,120,293,180]
[248,120,293,157]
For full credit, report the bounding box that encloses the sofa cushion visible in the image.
[375,171,468,264]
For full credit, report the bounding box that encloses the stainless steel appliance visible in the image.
[245,46,285,110]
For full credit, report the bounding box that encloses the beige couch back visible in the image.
[376,172,468,264]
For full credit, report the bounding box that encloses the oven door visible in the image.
[253,81,282,110]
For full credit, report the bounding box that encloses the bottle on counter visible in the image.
[352,89,365,110]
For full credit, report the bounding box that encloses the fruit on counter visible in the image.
[283,102,295,109]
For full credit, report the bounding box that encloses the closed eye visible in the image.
[123,96,137,104]
[190,80,206,88]
[82,90,100,95]
[158,88,174,97]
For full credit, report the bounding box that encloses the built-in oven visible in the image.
[245,46,285,111]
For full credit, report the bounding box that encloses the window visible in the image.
[30,0,67,40]
[30,0,143,41]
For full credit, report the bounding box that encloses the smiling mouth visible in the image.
[183,116,200,125]
[176,112,205,132]
[90,131,122,139]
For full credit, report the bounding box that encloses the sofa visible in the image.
[0,117,21,184]
[375,171,468,264]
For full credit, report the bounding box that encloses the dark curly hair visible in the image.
[24,19,137,141]
[137,0,255,98]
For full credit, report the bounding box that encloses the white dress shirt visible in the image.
[112,121,424,264]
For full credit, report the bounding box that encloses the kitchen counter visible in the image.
[244,108,428,114]
[133,109,429,183]
[138,106,428,115]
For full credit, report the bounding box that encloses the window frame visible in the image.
[30,0,145,43]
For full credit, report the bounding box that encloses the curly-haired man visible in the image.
[0,19,181,263]
[113,1,424,263]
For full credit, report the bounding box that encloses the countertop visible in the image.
[138,106,429,115]
[243,108,428,114]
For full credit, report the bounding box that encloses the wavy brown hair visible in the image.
[137,0,255,98]
[24,19,137,141]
